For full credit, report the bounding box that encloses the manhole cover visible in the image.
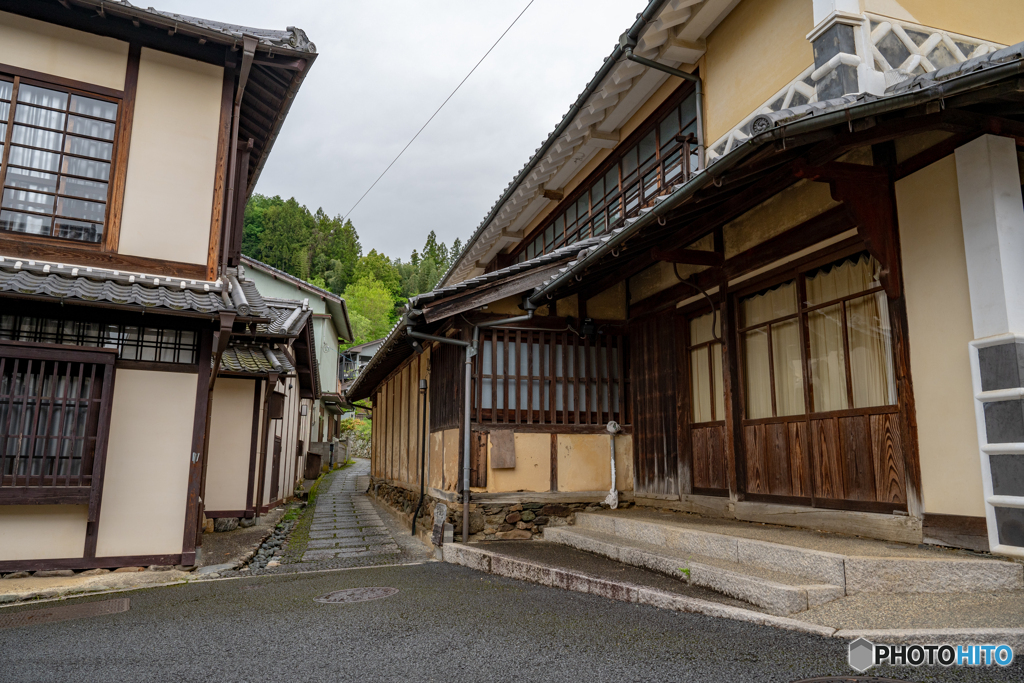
[0,597,130,629]
[314,587,398,604]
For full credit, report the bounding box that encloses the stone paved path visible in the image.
[301,459,401,563]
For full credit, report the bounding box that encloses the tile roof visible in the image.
[260,298,313,336]
[219,343,295,375]
[75,1,316,55]
[0,255,271,319]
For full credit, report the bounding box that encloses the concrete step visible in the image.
[571,511,1024,595]
[544,526,842,616]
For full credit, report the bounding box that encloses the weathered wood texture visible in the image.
[629,315,679,498]
[430,341,463,431]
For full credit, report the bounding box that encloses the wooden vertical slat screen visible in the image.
[469,329,627,426]
[430,341,463,431]
[629,315,679,497]
[0,347,114,502]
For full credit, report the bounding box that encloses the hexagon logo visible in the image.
[848,637,875,672]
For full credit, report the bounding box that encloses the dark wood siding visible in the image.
[629,315,678,497]
[430,341,463,432]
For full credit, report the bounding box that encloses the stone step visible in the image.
[544,526,842,616]
[571,512,1024,594]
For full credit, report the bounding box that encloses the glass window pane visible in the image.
[54,217,102,243]
[846,293,897,408]
[2,188,55,214]
[593,210,606,235]
[6,169,58,193]
[639,130,657,164]
[772,319,804,416]
[608,196,621,225]
[67,115,115,141]
[0,102,8,120]
[565,203,576,225]
[0,210,51,235]
[604,167,618,194]
[69,94,117,121]
[14,105,65,131]
[544,225,554,248]
[8,145,61,172]
[62,157,110,181]
[622,146,638,177]
[742,281,797,327]
[660,110,680,149]
[56,196,105,222]
[64,135,112,161]
[11,124,63,151]
[808,304,848,412]
[643,168,659,198]
[576,195,588,221]
[691,348,712,422]
[743,328,772,419]
[680,94,697,126]
[0,80,12,101]
[18,84,68,110]
[624,182,640,215]
[591,177,604,205]
[806,253,880,305]
[59,177,108,201]
[555,214,564,238]
[690,311,717,345]
[713,343,725,421]
[527,241,535,259]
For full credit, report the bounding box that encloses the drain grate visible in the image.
[314,587,398,604]
[0,597,130,629]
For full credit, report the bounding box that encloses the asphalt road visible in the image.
[0,562,1019,683]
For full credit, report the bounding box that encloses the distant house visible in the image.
[0,2,316,570]
[341,339,384,388]
[241,255,354,441]
[349,0,1024,559]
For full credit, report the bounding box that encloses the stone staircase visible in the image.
[543,511,1024,616]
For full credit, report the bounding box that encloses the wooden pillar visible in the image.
[719,281,744,503]
[181,329,214,566]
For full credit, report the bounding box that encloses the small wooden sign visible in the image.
[431,503,448,546]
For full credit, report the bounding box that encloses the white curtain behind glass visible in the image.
[806,254,896,411]
[689,312,724,422]
[741,282,799,419]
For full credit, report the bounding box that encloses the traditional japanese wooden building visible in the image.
[348,0,1024,559]
[0,1,317,569]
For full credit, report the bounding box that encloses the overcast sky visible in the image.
[155,0,646,260]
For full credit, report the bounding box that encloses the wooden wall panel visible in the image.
[813,418,844,500]
[744,424,767,494]
[692,425,728,491]
[839,415,874,502]
[765,422,791,496]
[871,413,907,504]
[788,421,811,497]
[708,426,727,490]
[629,315,679,497]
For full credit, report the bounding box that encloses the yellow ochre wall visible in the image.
[867,0,1024,47]
[118,47,222,267]
[371,350,429,490]
[0,505,89,562]
[0,11,128,90]
[206,378,256,513]
[895,155,985,517]
[703,0,814,145]
[96,370,197,557]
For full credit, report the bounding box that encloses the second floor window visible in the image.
[0,77,119,245]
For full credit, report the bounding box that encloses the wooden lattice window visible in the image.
[0,343,115,504]
[472,329,628,426]
[0,75,120,244]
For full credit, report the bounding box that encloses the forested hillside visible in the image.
[242,194,461,347]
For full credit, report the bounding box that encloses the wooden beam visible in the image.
[104,42,140,255]
[650,247,723,267]
[180,329,213,566]
[207,63,234,281]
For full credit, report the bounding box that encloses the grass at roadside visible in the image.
[281,461,353,563]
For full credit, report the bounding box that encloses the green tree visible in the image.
[343,276,397,344]
[354,250,401,297]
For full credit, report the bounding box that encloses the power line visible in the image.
[342,0,537,221]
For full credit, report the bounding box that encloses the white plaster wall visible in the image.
[0,505,88,561]
[96,370,197,557]
[118,47,222,266]
[0,11,128,90]
[205,378,256,513]
[896,156,986,517]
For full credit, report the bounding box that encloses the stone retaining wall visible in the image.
[368,478,630,541]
